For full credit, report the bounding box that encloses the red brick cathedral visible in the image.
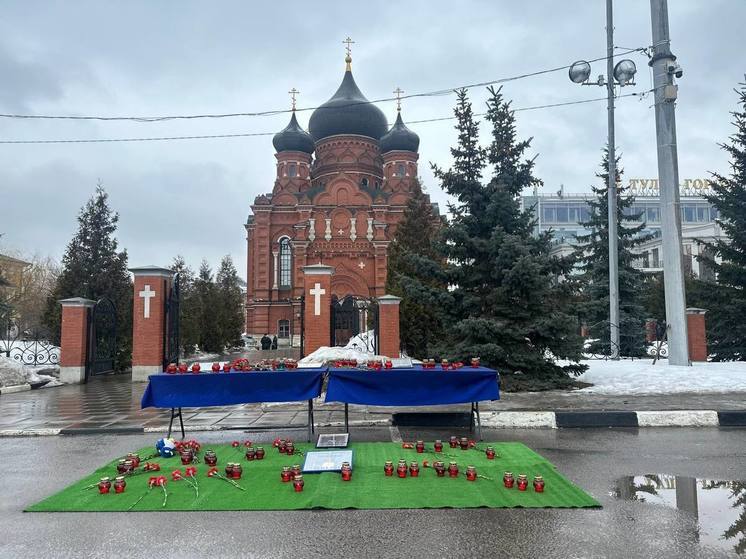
[245,50,428,343]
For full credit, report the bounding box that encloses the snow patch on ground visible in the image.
[570,359,746,395]
[0,355,62,388]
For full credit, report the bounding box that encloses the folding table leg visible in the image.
[167,408,176,439]
[307,399,314,443]
[345,403,349,433]
[475,402,482,441]
[178,407,185,439]
[469,402,475,433]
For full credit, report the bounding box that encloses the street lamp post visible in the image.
[568,0,637,359]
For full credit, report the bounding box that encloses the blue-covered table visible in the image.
[326,366,499,439]
[141,368,326,440]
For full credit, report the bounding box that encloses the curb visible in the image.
[0,384,32,395]
[1,411,745,437]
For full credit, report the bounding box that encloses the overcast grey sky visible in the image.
[1,0,744,279]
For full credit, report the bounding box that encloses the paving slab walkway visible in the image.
[1,372,744,434]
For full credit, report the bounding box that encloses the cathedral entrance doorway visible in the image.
[330,295,378,353]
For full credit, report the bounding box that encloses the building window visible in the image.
[279,237,292,287]
[288,163,297,178]
[396,164,406,177]
[278,319,290,338]
[374,180,381,189]
[642,251,650,268]
[360,177,369,187]
[652,248,660,268]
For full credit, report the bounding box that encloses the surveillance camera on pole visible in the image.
[567,1,638,360]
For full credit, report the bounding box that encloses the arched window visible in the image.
[287,163,297,178]
[279,237,292,288]
[396,164,406,177]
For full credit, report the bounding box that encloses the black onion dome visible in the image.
[272,112,315,154]
[308,70,388,142]
[379,112,420,153]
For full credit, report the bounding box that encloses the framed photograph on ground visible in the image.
[316,433,349,448]
[302,450,353,473]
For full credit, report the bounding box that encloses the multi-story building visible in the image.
[521,179,723,279]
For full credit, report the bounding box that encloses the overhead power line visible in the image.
[0,47,646,123]
[0,91,649,145]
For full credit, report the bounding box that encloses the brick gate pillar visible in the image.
[686,308,708,362]
[130,266,173,382]
[302,264,334,357]
[377,294,401,359]
[58,297,96,384]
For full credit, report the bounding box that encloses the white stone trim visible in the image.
[60,366,86,384]
[636,410,719,427]
[132,365,162,382]
[58,297,96,308]
[481,411,558,429]
[302,264,335,275]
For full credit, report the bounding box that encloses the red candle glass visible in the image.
[466,466,477,481]
[409,462,420,477]
[434,440,443,453]
[415,440,425,453]
[222,363,231,372]
[285,442,295,455]
[384,461,394,476]
[211,362,220,373]
[459,437,469,450]
[470,357,480,368]
[448,462,459,478]
[245,448,256,461]
[449,436,459,448]
[180,450,193,465]
[397,460,408,478]
[255,447,265,460]
[281,467,292,482]
[204,450,217,466]
[384,359,393,369]
[341,462,352,481]
[98,477,112,494]
[503,472,514,488]
[113,476,126,494]
[517,474,528,491]
[225,463,235,477]
[123,459,135,473]
[291,464,302,480]
[231,463,243,479]
[293,474,304,492]
[278,440,287,454]
[178,363,188,373]
[191,363,201,373]
[166,363,177,374]
[434,461,446,477]
[485,447,496,460]
[126,453,141,468]
[116,459,128,474]
[533,475,545,493]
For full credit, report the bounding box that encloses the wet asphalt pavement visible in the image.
[2,427,745,558]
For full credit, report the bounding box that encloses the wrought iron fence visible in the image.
[0,309,60,367]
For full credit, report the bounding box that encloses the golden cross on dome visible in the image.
[343,37,355,57]
[288,88,299,111]
[393,87,404,112]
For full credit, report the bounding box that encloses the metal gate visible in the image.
[330,295,378,353]
[163,273,180,368]
[87,297,117,376]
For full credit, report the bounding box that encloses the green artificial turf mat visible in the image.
[26,442,599,511]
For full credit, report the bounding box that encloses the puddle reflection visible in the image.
[614,475,746,555]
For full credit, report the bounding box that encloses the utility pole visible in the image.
[605,0,621,359]
[649,0,690,365]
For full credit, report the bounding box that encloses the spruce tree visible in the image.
[433,87,585,380]
[385,182,447,358]
[44,184,132,369]
[215,255,245,350]
[194,260,222,353]
[170,256,199,356]
[699,80,746,360]
[573,149,651,357]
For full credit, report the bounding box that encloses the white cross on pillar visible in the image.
[138,284,156,319]
[309,282,326,316]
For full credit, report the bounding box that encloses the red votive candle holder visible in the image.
[503,472,514,488]
[434,461,446,477]
[98,477,112,494]
[113,476,126,494]
[222,363,231,372]
[231,463,243,479]
[178,363,188,373]
[291,464,302,480]
[191,363,201,373]
[449,436,459,448]
[211,362,220,373]
[415,440,425,453]
[293,474,304,492]
[517,474,528,491]
[255,447,265,460]
[384,359,393,369]
[470,357,480,368]
[285,442,295,455]
[116,459,128,474]
[434,440,443,453]
[126,453,141,468]
[180,450,193,465]
[341,462,352,481]
[281,467,292,482]
[448,462,459,478]
[384,461,394,476]
[459,437,469,450]
[397,460,408,478]
[485,447,496,460]
[466,466,477,481]
[166,363,177,374]
[225,463,235,478]
[409,461,420,477]
[533,475,545,493]
[245,448,256,461]
[278,440,287,454]
[204,450,217,466]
